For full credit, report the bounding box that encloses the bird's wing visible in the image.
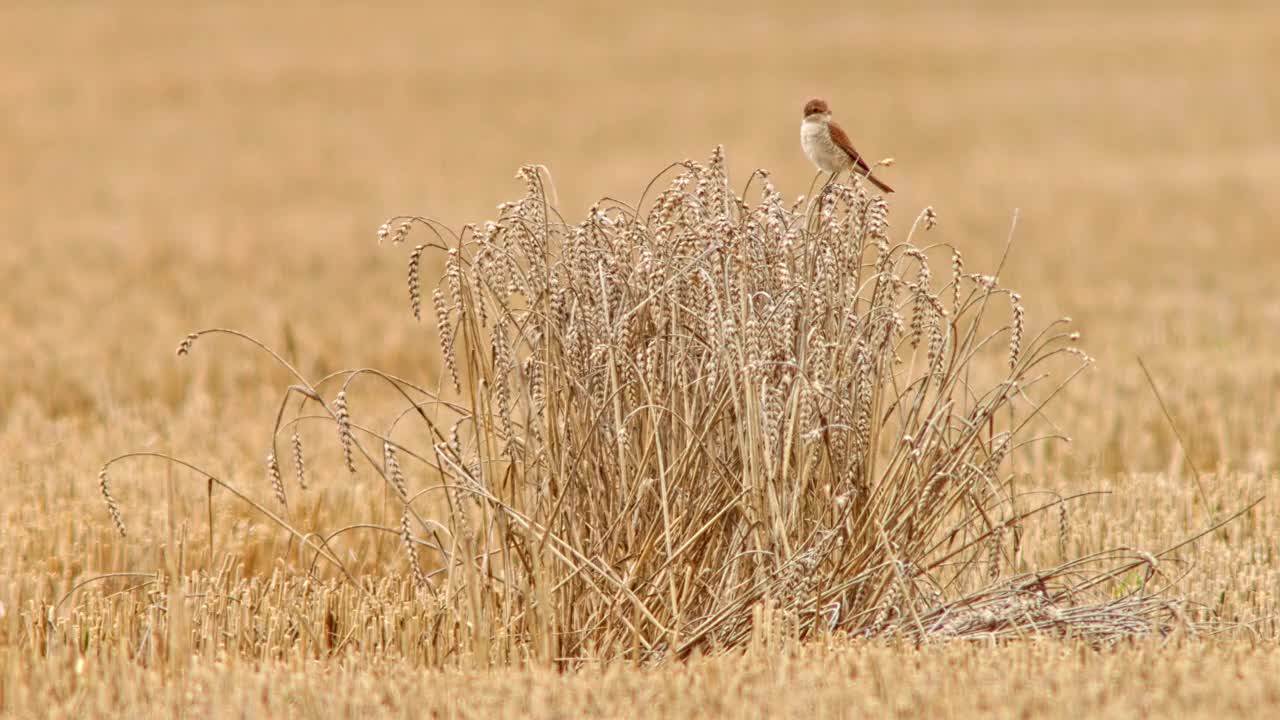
[827,120,875,175]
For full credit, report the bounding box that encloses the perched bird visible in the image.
[800,97,894,193]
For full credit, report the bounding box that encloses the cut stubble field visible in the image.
[3,2,1280,718]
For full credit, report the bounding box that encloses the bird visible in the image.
[800,97,894,193]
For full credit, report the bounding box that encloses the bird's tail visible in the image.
[860,171,894,194]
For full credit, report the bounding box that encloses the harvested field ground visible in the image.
[2,2,1279,718]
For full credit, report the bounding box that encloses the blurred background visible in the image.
[2,2,1277,581]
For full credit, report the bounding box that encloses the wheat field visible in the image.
[3,2,1280,718]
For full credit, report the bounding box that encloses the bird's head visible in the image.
[803,97,831,119]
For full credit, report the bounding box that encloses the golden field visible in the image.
[3,2,1280,717]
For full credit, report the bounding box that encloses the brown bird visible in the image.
[800,97,894,193]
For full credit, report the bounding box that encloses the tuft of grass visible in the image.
[95,150,1222,665]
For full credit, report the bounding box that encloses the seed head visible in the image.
[266,451,286,506]
[408,244,425,321]
[98,466,126,537]
[290,431,307,490]
[384,441,407,498]
[390,220,412,244]
[1009,293,1025,370]
[334,391,356,474]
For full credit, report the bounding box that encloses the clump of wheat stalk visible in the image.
[98,149,1227,664]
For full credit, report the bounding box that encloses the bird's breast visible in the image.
[800,120,843,172]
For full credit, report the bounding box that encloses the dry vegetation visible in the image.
[3,2,1280,718]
